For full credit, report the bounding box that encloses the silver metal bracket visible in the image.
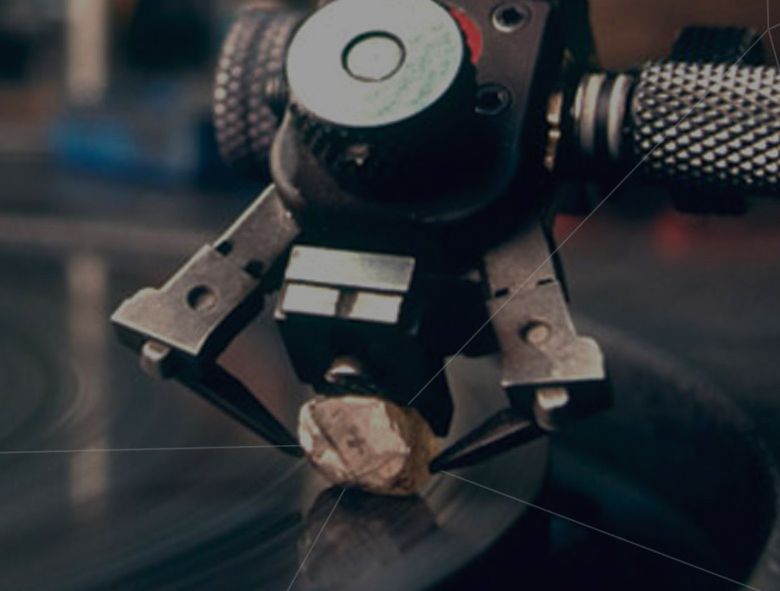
[110,185,303,451]
[430,220,610,471]
[112,185,299,365]
[484,220,609,428]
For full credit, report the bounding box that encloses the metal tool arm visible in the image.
[111,185,303,452]
[430,220,609,471]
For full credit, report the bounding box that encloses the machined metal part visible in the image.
[568,51,780,207]
[286,0,466,129]
[662,26,765,214]
[277,245,414,324]
[274,245,454,436]
[111,185,303,450]
[271,0,561,224]
[544,91,564,171]
[214,8,307,177]
[484,221,607,408]
[572,72,634,165]
[431,220,609,471]
[112,0,621,472]
[283,0,478,199]
[284,246,415,295]
[113,185,299,359]
[631,61,780,197]
[109,0,780,485]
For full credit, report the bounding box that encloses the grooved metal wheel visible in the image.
[213,8,305,178]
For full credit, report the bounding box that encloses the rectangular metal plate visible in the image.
[284,246,415,293]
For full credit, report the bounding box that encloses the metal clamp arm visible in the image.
[431,220,609,471]
[111,185,303,452]
[484,222,606,413]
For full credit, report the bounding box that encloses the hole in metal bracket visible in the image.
[244,260,265,279]
[215,241,233,256]
[187,285,218,312]
[476,84,510,116]
[492,3,529,32]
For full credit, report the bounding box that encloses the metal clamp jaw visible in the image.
[430,220,609,470]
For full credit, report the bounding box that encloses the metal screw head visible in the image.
[521,320,551,346]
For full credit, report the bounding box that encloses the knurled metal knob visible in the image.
[214,8,305,178]
[284,0,475,197]
[631,61,780,196]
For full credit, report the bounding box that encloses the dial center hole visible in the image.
[343,31,405,82]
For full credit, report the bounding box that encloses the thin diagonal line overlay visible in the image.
[0,445,301,455]
[769,0,780,69]
[442,471,764,591]
[407,28,770,407]
[286,488,345,591]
